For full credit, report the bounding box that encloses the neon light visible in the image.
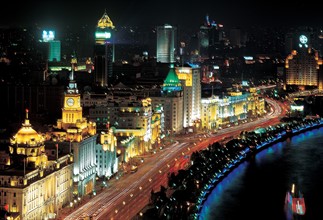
[42,30,55,42]
[95,32,111,39]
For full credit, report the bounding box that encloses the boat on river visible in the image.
[285,183,306,216]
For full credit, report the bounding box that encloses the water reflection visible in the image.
[199,128,323,220]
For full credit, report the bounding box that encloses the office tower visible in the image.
[175,64,201,128]
[42,30,61,62]
[156,24,177,63]
[94,11,115,87]
[285,34,323,90]
[48,40,61,62]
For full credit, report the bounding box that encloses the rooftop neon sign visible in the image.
[95,31,111,39]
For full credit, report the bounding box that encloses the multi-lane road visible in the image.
[62,98,286,220]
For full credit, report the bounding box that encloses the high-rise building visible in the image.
[285,34,323,90]
[42,30,61,62]
[94,11,115,87]
[175,64,201,128]
[156,24,177,63]
[48,40,61,62]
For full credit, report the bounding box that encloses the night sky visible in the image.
[0,0,321,30]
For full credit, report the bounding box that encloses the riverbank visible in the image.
[137,117,323,219]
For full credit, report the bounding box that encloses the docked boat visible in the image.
[285,183,306,216]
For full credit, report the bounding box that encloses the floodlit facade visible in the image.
[96,128,118,178]
[285,34,323,90]
[49,68,98,199]
[151,65,183,134]
[0,110,73,220]
[200,88,264,131]
[88,95,160,162]
[175,65,201,128]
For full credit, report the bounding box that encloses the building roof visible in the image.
[97,10,115,29]
[162,65,182,92]
[12,109,44,145]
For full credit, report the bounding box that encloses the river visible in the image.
[199,126,323,220]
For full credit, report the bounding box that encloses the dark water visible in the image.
[199,126,323,220]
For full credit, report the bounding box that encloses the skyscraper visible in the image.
[156,24,177,63]
[42,30,61,62]
[94,11,115,87]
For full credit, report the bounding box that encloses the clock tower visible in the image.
[52,65,97,199]
[60,68,83,128]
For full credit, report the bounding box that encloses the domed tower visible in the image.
[94,10,115,87]
[9,109,48,169]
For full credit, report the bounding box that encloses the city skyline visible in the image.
[1,1,320,30]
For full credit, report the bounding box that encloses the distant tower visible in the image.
[156,24,177,63]
[94,11,115,87]
[42,30,61,62]
[285,34,323,90]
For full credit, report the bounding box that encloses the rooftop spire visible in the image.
[24,109,30,127]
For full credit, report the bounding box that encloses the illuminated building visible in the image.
[223,90,248,123]
[42,30,61,62]
[175,64,201,128]
[285,34,323,90]
[151,65,183,134]
[200,89,249,130]
[94,11,115,87]
[88,95,158,162]
[97,128,118,178]
[201,96,219,131]
[0,110,73,219]
[51,67,98,198]
[156,24,177,63]
[200,15,225,59]
[247,87,265,117]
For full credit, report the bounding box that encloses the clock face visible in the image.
[299,35,308,44]
[66,98,74,106]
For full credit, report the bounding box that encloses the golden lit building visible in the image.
[200,88,251,130]
[49,68,98,198]
[97,128,118,178]
[247,87,265,117]
[87,92,164,162]
[285,34,323,90]
[0,110,73,220]
[113,97,155,162]
[200,96,219,131]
